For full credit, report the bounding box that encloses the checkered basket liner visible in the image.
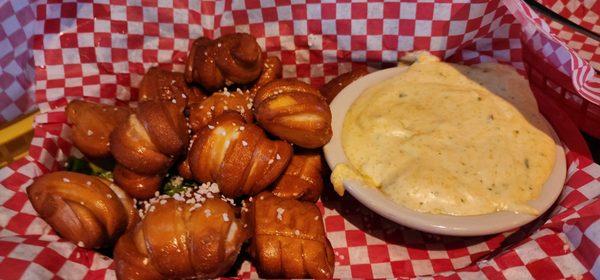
[0,0,599,279]
[0,0,36,124]
[532,0,599,71]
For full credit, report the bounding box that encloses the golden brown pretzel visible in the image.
[113,164,162,200]
[66,100,132,159]
[176,158,194,180]
[272,152,324,202]
[185,33,264,91]
[113,198,248,279]
[320,68,368,104]
[249,56,283,98]
[27,171,138,249]
[254,79,332,148]
[188,113,292,198]
[139,67,206,109]
[244,192,334,278]
[188,89,254,133]
[110,100,188,175]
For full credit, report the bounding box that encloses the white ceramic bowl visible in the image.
[323,67,567,236]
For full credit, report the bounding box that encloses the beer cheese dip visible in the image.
[331,53,556,216]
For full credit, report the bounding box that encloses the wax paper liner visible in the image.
[0,0,599,279]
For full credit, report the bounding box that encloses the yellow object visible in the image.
[332,52,556,216]
[0,111,36,167]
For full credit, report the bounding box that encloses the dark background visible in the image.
[583,133,600,162]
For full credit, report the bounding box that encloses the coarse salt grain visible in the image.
[294,230,300,236]
[222,213,229,222]
[204,209,212,217]
[86,181,91,186]
[276,208,285,220]
[276,154,281,160]
[268,159,274,165]
[106,194,112,199]
[314,215,319,220]
[142,258,149,265]
[87,130,94,136]
[209,183,219,193]
[63,178,70,183]
[242,140,248,147]
[77,241,85,247]
[239,126,245,131]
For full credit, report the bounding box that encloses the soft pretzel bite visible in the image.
[188,89,254,133]
[185,33,264,91]
[254,79,332,148]
[113,198,248,279]
[188,113,292,198]
[320,68,368,104]
[66,100,132,159]
[272,152,324,202]
[113,164,162,200]
[248,56,283,98]
[139,67,206,109]
[244,192,334,278]
[27,171,138,249]
[110,100,188,175]
[176,158,194,180]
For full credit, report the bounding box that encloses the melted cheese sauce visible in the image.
[331,54,556,216]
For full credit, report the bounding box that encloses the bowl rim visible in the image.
[323,66,567,237]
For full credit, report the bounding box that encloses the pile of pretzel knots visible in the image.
[27,33,368,279]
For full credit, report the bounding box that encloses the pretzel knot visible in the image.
[188,112,292,198]
[139,67,206,109]
[27,171,138,249]
[254,79,333,148]
[185,33,264,91]
[272,152,324,202]
[113,199,248,279]
[244,192,335,278]
[110,100,189,199]
[66,100,132,159]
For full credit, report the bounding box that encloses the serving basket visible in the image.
[0,0,599,279]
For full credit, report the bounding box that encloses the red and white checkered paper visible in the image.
[1,1,599,279]
[533,0,600,70]
[0,0,37,124]
[535,0,599,34]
